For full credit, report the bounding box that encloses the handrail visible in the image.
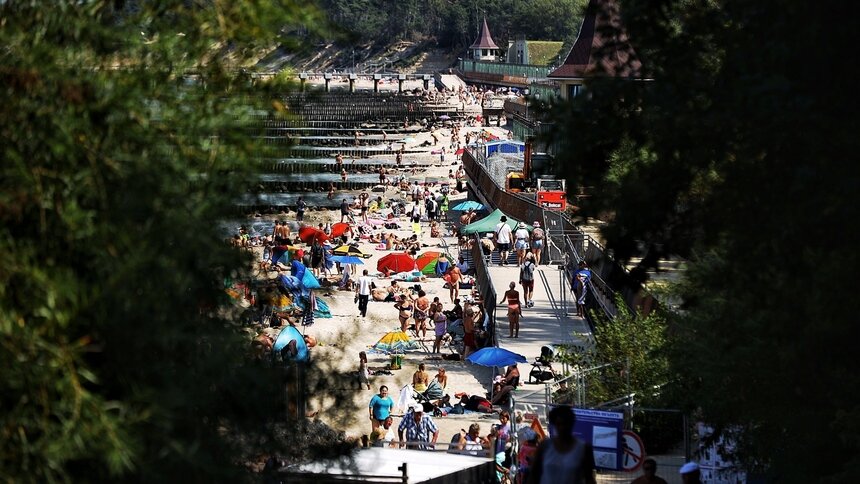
[461,147,646,323]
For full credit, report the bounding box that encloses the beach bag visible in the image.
[520,261,535,282]
[424,380,444,400]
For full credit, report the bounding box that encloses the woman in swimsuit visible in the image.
[412,363,430,393]
[499,282,522,338]
[414,290,430,340]
[395,294,414,333]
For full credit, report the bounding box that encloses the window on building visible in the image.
[568,84,582,98]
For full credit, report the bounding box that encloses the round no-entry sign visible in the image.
[622,430,646,472]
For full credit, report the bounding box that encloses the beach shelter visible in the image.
[272,325,309,362]
[333,244,371,258]
[300,270,321,290]
[330,222,352,238]
[371,331,419,354]
[299,227,328,244]
[460,208,531,235]
[416,251,454,275]
[271,244,299,265]
[378,252,416,274]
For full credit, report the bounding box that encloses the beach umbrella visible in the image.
[439,115,451,120]
[333,244,370,258]
[415,251,454,275]
[377,252,416,274]
[330,222,352,238]
[466,347,528,367]
[451,200,484,211]
[455,148,465,155]
[371,331,419,354]
[299,227,328,244]
[330,255,364,265]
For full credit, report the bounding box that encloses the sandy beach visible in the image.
[242,109,516,447]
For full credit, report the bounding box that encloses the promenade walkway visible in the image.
[486,262,592,365]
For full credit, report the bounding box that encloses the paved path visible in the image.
[487,263,592,366]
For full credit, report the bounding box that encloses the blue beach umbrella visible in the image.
[466,347,527,367]
[451,200,485,211]
[330,255,364,265]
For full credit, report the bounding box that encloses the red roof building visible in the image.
[469,18,500,61]
[548,0,642,98]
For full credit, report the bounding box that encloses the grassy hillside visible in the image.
[528,41,565,66]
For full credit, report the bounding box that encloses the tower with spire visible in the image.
[469,18,500,61]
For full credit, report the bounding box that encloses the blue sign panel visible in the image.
[549,406,625,471]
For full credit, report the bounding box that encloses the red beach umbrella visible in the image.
[330,222,352,238]
[377,252,416,274]
[298,227,328,244]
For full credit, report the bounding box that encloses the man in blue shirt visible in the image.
[574,260,592,318]
[368,385,394,433]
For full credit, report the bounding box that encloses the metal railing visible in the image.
[459,59,553,81]
[470,234,497,348]
[462,148,646,322]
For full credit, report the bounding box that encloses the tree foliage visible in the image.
[0,1,352,482]
[557,298,670,407]
[545,0,860,481]
[317,0,588,51]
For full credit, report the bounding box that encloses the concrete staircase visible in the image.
[405,49,455,74]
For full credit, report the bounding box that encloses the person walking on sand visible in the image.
[499,282,522,338]
[368,385,394,433]
[356,269,372,318]
[340,198,350,223]
[520,252,537,308]
[447,263,462,303]
[296,196,306,223]
[358,351,371,390]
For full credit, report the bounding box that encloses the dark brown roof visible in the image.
[548,0,642,79]
[470,18,500,50]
